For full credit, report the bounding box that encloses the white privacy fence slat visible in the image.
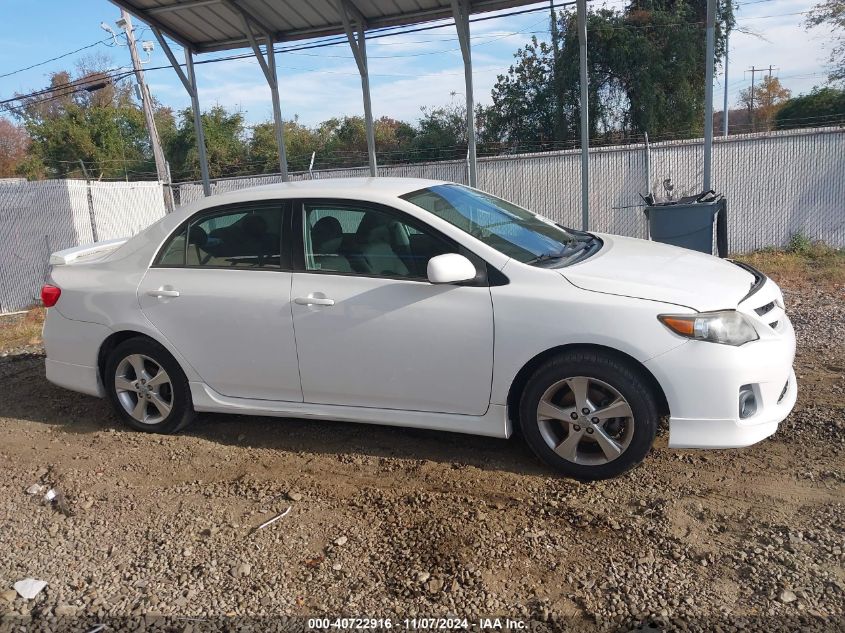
[0,180,167,313]
[0,127,842,313]
[88,181,168,242]
[175,127,845,254]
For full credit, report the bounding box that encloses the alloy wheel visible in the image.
[114,354,173,425]
[536,376,635,465]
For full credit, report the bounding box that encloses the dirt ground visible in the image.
[0,252,843,632]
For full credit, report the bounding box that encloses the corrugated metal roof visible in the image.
[109,0,541,52]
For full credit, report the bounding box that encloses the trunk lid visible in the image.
[49,238,128,266]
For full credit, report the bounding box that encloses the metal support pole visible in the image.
[266,44,289,181]
[152,27,211,196]
[576,0,589,231]
[723,26,730,137]
[233,3,288,180]
[703,0,716,191]
[185,51,211,196]
[451,0,477,187]
[335,0,377,176]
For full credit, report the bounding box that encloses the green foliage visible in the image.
[407,105,468,162]
[787,231,813,254]
[162,105,248,181]
[482,0,731,148]
[774,87,845,129]
[15,68,158,180]
[806,0,845,82]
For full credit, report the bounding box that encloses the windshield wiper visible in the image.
[527,235,599,266]
[526,250,566,265]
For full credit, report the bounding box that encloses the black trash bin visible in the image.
[643,190,728,257]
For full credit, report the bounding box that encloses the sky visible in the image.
[0,0,836,129]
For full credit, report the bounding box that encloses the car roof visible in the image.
[212,177,449,201]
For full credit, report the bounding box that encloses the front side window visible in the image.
[302,203,455,279]
[401,184,588,265]
[156,204,284,269]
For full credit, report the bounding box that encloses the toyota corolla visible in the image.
[41,178,797,480]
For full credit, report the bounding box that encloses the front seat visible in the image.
[355,212,410,277]
[311,216,352,272]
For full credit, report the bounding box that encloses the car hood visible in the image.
[560,233,756,311]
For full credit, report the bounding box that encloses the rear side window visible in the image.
[155,204,285,269]
[157,229,187,266]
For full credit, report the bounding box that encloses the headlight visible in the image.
[658,310,759,346]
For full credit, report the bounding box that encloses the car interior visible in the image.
[306,206,453,278]
[157,204,456,277]
[186,209,282,268]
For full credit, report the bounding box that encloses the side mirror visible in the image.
[427,253,477,284]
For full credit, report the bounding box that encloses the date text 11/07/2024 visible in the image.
[307,618,528,630]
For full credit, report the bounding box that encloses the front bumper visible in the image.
[644,312,797,449]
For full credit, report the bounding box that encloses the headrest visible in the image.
[187,225,207,246]
[242,214,268,237]
[356,211,390,237]
[312,216,343,246]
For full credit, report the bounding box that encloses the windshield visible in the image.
[401,184,577,264]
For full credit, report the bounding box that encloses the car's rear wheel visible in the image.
[105,337,194,434]
[518,350,658,480]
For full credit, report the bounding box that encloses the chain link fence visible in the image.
[175,126,845,253]
[0,127,842,313]
[0,180,166,313]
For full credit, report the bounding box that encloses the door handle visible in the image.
[146,288,180,298]
[294,296,334,306]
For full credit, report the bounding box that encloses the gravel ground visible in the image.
[0,278,843,633]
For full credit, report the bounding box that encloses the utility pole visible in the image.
[118,10,173,210]
[745,65,777,133]
[746,66,763,132]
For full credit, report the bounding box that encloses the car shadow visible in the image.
[0,354,551,477]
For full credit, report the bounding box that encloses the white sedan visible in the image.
[42,178,797,480]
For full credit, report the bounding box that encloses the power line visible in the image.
[0,4,824,112]
[0,38,113,80]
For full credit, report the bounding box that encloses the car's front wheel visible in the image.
[518,350,659,480]
[105,337,195,434]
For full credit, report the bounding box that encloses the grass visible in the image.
[735,240,845,290]
[0,307,45,353]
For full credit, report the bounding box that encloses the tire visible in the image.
[104,337,195,434]
[518,350,658,480]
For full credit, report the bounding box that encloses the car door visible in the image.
[138,201,302,402]
[290,199,494,415]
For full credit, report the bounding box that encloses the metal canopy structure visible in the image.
[110,0,718,232]
[107,0,538,52]
[110,0,542,197]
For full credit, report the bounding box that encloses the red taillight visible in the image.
[41,284,61,307]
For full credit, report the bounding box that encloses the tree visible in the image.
[0,118,30,178]
[482,1,731,148]
[774,86,845,129]
[807,0,845,83]
[408,104,468,162]
[162,105,248,180]
[482,37,557,147]
[248,117,322,173]
[16,67,155,180]
[737,75,791,131]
